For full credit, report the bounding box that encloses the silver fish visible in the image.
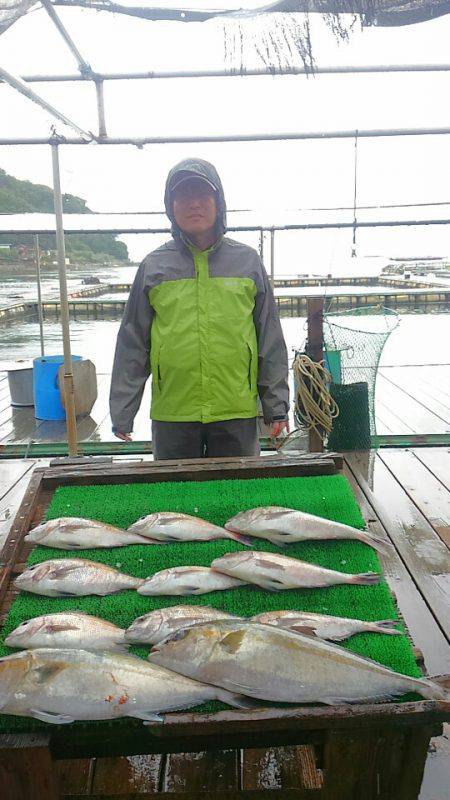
[127,511,251,545]
[211,551,380,590]
[125,605,239,645]
[25,517,153,550]
[14,558,143,597]
[251,610,401,641]
[5,612,128,652]
[138,566,247,596]
[225,506,391,554]
[0,648,255,724]
[149,620,447,705]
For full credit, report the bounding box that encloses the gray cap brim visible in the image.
[169,174,217,194]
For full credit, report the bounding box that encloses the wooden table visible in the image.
[0,452,449,800]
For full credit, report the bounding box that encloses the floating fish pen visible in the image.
[0,454,448,799]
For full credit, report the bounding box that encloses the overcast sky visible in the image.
[0,5,449,269]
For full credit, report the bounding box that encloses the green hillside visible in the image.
[0,168,128,261]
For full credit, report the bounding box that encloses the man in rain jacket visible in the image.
[110,157,289,459]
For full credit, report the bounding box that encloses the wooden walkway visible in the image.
[0,364,449,447]
[0,447,448,798]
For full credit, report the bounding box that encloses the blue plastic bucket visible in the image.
[33,355,81,421]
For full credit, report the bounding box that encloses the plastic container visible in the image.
[7,366,34,407]
[33,355,81,421]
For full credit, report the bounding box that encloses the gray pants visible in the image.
[152,418,260,460]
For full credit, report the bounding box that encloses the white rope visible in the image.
[293,353,339,441]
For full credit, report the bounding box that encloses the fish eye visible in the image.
[170,628,190,643]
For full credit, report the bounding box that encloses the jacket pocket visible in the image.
[247,340,256,392]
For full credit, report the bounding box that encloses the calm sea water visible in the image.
[0,263,448,369]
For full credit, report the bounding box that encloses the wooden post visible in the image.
[0,733,59,800]
[306,297,324,453]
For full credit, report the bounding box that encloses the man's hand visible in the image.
[270,419,290,439]
[114,431,133,442]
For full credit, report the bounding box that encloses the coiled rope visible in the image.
[293,353,339,441]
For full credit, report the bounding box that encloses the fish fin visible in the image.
[350,572,380,585]
[57,591,79,598]
[227,531,254,546]
[183,586,203,594]
[30,708,75,724]
[49,564,80,579]
[215,690,262,709]
[133,711,164,722]
[44,623,80,633]
[287,624,319,638]
[31,663,68,683]
[219,630,246,653]
[257,559,285,572]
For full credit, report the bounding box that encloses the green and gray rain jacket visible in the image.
[110,159,289,432]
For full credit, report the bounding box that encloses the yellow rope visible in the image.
[293,353,339,441]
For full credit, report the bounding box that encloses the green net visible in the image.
[324,306,399,439]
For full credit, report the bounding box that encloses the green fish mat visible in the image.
[0,474,423,732]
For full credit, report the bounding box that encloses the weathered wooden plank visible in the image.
[162,749,238,793]
[321,724,437,800]
[378,449,450,549]
[91,754,163,795]
[0,459,34,501]
[413,447,450,492]
[342,459,450,676]
[45,701,450,763]
[375,394,416,436]
[0,733,59,800]
[55,758,94,796]
[39,454,340,490]
[379,368,450,425]
[376,377,448,435]
[0,465,44,553]
[67,790,319,799]
[346,452,450,641]
[242,745,322,791]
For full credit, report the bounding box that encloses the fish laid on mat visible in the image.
[251,610,401,641]
[225,506,391,554]
[127,511,251,545]
[5,612,128,652]
[138,566,247,596]
[149,620,448,705]
[211,551,380,590]
[25,517,153,550]
[14,559,143,597]
[126,605,239,644]
[0,648,256,724]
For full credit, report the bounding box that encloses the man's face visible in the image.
[172,177,217,238]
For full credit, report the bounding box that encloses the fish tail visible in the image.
[215,689,261,709]
[350,572,380,585]
[358,533,393,555]
[412,677,449,701]
[370,620,402,635]
[227,531,254,546]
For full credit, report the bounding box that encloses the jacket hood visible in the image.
[164,158,227,243]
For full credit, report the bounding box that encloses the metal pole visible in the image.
[11,63,450,83]
[0,66,93,141]
[41,0,92,75]
[351,131,358,258]
[51,143,78,457]
[1,125,450,146]
[34,234,45,357]
[270,228,275,287]
[259,229,264,262]
[95,79,107,138]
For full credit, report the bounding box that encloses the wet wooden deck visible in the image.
[0,447,448,798]
[0,364,449,447]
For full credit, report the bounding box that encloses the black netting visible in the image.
[324,306,399,436]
